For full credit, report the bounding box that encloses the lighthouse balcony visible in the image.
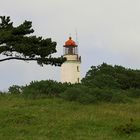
[63,54,81,61]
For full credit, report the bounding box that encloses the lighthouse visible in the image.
[61,37,81,83]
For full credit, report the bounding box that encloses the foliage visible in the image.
[22,80,71,98]
[82,63,140,89]
[60,85,130,104]
[0,91,4,95]
[125,88,140,98]
[60,85,95,104]
[6,63,140,103]
[0,16,65,66]
[8,85,22,94]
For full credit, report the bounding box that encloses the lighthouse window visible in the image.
[77,66,79,72]
[77,78,80,83]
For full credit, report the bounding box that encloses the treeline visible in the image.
[82,63,140,89]
[5,63,140,104]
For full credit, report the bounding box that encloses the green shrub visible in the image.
[60,86,130,104]
[110,92,130,103]
[60,85,96,104]
[88,88,130,103]
[8,85,22,94]
[22,80,70,98]
[82,63,140,90]
[22,88,44,99]
[125,89,140,98]
[7,78,139,103]
[0,91,4,95]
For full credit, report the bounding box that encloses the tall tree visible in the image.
[82,63,140,89]
[0,16,65,66]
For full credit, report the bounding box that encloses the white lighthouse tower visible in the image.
[61,37,81,83]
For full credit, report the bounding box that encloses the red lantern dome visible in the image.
[64,37,77,47]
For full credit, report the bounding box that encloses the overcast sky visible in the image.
[0,0,140,90]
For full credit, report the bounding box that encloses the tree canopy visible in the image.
[0,16,65,66]
[82,63,140,89]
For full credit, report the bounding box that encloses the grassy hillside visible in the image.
[0,95,140,140]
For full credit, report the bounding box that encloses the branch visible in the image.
[0,57,38,62]
[0,56,66,66]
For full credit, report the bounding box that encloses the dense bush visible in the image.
[60,85,130,104]
[8,85,22,94]
[0,91,5,95]
[60,85,95,104]
[22,80,71,98]
[82,63,140,89]
[6,63,140,103]
[125,89,140,98]
[7,81,139,103]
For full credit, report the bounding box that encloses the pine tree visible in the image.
[0,16,65,66]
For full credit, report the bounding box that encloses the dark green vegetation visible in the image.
[0,16,65,66]
[8,63,140,104]
[82,63,140,89]
[0,94,139,140]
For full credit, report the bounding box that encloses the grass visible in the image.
[0,94,140,140]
